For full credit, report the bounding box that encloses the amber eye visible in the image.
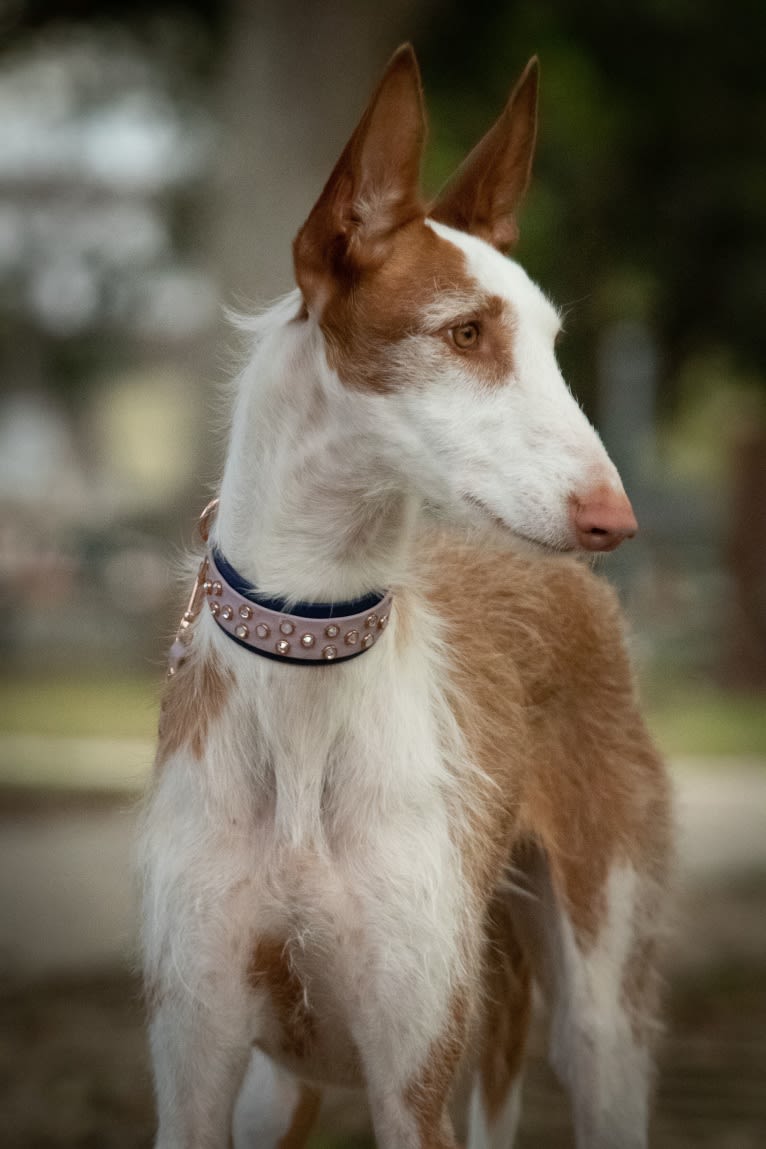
[450,322,480,350]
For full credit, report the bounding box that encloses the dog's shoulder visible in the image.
[418,529,631,705]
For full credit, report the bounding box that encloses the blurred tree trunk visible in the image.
[723,420,766,688]
[215,0,429,303]
[187,0,430,495]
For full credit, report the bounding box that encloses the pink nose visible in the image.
[571,487,638,552]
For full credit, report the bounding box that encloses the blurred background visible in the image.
[0,1,764,1145]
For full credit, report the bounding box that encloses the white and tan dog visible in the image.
[141,46,673,1149]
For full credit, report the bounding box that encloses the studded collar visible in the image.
[167,500,393,674]
[203,550,392,665]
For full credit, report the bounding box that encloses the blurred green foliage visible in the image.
[420,0,766,411]
[0,674,159,739]
[647,681,766,758]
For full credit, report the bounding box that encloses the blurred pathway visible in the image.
[673,758,766,881]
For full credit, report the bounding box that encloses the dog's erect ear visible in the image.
[431,58,538,252]
[293,44,426,312]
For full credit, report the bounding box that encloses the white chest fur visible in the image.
[141,595,473,1087]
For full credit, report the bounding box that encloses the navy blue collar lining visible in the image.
[211,548,387,620]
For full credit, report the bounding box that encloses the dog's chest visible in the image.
[242,633,458,844]
[240,660,470,1080]
[250,667,462,913]
[249,802,467,1087]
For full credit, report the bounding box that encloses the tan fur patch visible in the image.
[480,899,531,1119]
[248,938,314,1059]
[422,533,672,947]
[276,1084,321,1149]
[321,220,515,393]
[404,989,469,1148]
[425,539,527,903]
[156,647,234,767]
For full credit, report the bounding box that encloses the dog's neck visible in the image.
[213,296,417,604]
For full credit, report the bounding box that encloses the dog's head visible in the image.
[293,46,636,555]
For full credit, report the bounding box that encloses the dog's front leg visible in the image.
[342,898,474,1149]
[141,761,262,1149]
[148,967,256,1149]
[360,980,470,1149]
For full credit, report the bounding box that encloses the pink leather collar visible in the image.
[202,551,392,665]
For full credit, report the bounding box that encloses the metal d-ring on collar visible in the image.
[167,499,393,674]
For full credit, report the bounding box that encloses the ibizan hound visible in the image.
[141,45,673,1149]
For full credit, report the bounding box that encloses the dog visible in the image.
[141,45,673,1149]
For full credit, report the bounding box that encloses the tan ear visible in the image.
[430,57,539,252]
[293,44,426,312]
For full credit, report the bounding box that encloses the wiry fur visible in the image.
[140,45,673,1149]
